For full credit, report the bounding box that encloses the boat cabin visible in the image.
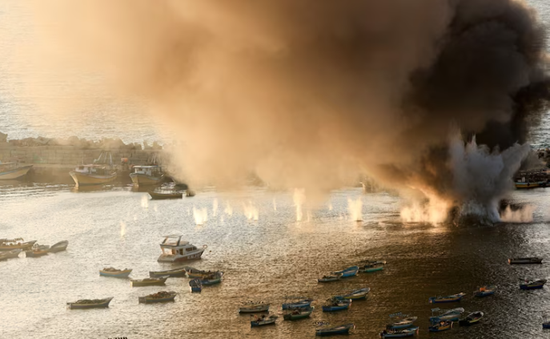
[158,234,206,262]
[132,165,162,177]
[73,164,113,176]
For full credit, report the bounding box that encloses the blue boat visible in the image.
[332,266,359,278]
[543,321,550,329]
[251,314,278,327]
[428,320,452,332]
[429,292,465,303]
[322,299,351,312]
[379,326,418,338]
[429,307,464,322]
[334,287,370,301]
[474,285,496,297]
[520,279,546,290]
[388,313,417,329]
[200,271,223,286]
[315,323,355,336]
[189,278,202,293]
[282,299,312,310]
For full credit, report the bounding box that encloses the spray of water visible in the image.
[500,205,535,223]
[224,202,233,216]
[212,198,218,217]
[293,188,306,222]
[347,197,363,222]
[120,220,126,238]
[193,206,208,225]
[140,195,148,209]
[243,201,259,221]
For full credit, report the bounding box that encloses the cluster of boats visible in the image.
[318,261,385,282]
[0,238,68,260]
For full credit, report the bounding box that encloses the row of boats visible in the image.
[0,238,68,260]
[318,261,385,282]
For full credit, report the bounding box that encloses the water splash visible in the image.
[224,202,233,216]
[243,201,259,221]
[400,193,450,224]
[193,206,208,225]
[327,202,333,211]
[273,198,277,212]
[500,205,534,223]
[213,198,218,216]
[293,188,306,221]
[120,220,126,238]
[141,195,148,209]
[347,197,363,222]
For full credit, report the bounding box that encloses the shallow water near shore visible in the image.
[1,184,550,338]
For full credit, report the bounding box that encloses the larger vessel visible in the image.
[0,162,33,180]
[69,153,117,187]
[157,234,207,262]
[130,165,164,187]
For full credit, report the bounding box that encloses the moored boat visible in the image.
[508,257,543,264]
[0,162,33,180]
[428,320,452,332]
[360,264,384,273]
[70,164,117,187]
[130,165,164,187]
[332,266,359,278]
[185,267,212,279]
[388,313,417,329]
[138,291,177,304]
[189,278,202,293]
[322,299,351,312]
[429,307,465,322]
[25,248,49,258]
[283,306,314,320]
[0,249,22,260]
[318,273,343,283]
[239,302,270,313]
[48,240,69,253]
[149,267,188,278]
[458,311,483,326]
[148,191,183,200]
[200,271,223,286]
[0,238,37,251]
[67,297,113,309]
[379,326,418,338]
[131,277,168,287]
[429,292,465,303]
[474,285,496,297]
[520,279,546,290]
[99,267,132,278]
[316,323,355,336]
[515,181,548,189]
[157,235,207,262]
[251,314,278,327]
[334,287,370,300]
[282,299,313,310]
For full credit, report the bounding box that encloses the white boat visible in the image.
[0,162,33,180]
[48,240,69,253]
[239,302,270,313]
[130,165,164,187]
[157,234,207,262]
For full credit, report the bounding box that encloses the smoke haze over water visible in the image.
[12,0,550,220]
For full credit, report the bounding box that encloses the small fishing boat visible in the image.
[131,277,168,287]
[388,313,417,329]
[200,271,223,286]
[428,320,452,332]
[360,264,384,273]
[157,235,207,262]
[0,162,33,180]
[149,267,188,278]
[322,299,351,312]
[318,273,343,283]
[48,240,69,253]
[251,314,278,327]
[474,285,496,297]
[138,291,177,304]
[239,302,270,313]
[185,267,211,278]
[0,249,22,260]
[332,266,359,278]
[25,248,49,258]
[520,279,547,290]
[282,299,313,310]
[69,163,117,187]
[429,292,465,303]
[508,257,543,264]
[429,307,465,322]
[543,321,550,329]
[316,323,355,336]
[334,287,370,300]
[99,267,132,278]
[0,238,37,251]
[148,191,183,200]
[459,311,483,326]
[379,326,418,338]
[67,297,113,309]
[283,306,314,320]
[515,181,548,189]
[130,165,164,187]
[189,278,202,293]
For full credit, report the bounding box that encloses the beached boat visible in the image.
[0,238,37,251]
[0,249,22,260]
[379,326,418,338]
[334,287,370,300]
[200,271,223,286]
[429,320,452,332]
[459,311,483,326]
[157,235,207,262]
[189,279,202,293]
[130,165,164,187]
[520,279,547,290]
[67,297,113,309]
[316,323,355,336]
[149,267,188,278]
[25,248,48,257]
[99,267,132,278]
[283,306,314,320]
[0,162,33,180]
[282,299,313,310]
[429,307,465,322]
[508,257,543,264]
[70,164,117,187]
[322,299,351,312]
[332,266,359,278]
[138,291,177,304]
[318,273,342,283]
[48,240,68,253]
[360,264,384,273]
[429,292,465,303]
[388,313,417,329]
[148,191,183,200]
[239,302,270,313]
[251,315,278,327]
[474,285,496,297]
[131,277,168,287]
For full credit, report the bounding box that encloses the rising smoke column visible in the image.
[14,0,550,220]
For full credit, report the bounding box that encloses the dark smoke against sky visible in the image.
[17,0,550,219]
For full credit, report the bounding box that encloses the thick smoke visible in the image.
[16,0,550,219]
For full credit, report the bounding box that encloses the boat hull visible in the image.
[322,304,349,312]
[251,316,278,327]
[70,171,117,187]
[0,249,22,260]
[130,173,164,187]
[25,250,48,257]
[362,266,384,273]
[100,269,132,278]
[515,181,547,189]
[68,297,113,309]
[283,308,314,320]
[138,293,176,304]
[149,268,187,278]
[131,278,167,287]
[48,240,69,253]
[0,240,37,251]
[0,165,33,180]
[316,324,354,336]
[282,301,312,310]
[148,192,183,200]
[157,248,206,262]
[508,257,543,264]
[239,305,270,313]
[429,294,465,303]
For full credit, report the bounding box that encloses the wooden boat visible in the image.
[318,273,342,283]
[200,271,223,286]
[388,313,417,329]
[0,238,37,251]
[0,249,22,260]
[239,302,270,313]
[149,267,187,278]
[508,257,543,264]
[251,315,278,327]
[334,287,370,300]
[459,311,483,326]
[48,240,69,253]
[429,307,464,322]
[185,267,213,279]
[131,277,168,287]
[515,181,548,189]
[474,285,496,297]
[69,164,117,187]
[520,279,547,290]
[100,267,132,278]
[363,260,387,266]
[332,266,359,278]
[316,323,355,336]
[67,297,113,309]
[148,191,183,200]
[429,320,452,332]
[189,278,202,293]
[282,299,313,310]
[283,306,314,320]
[429,292,465,303]
[130,165,164,187]
[322,299,351,312]
[0,162,33,180]
[25,249,49,257]
[543,321,550,329]
[157,235,207,262]
[360,264,384,273]
[138,291,177,304]
[379,326,418,338]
